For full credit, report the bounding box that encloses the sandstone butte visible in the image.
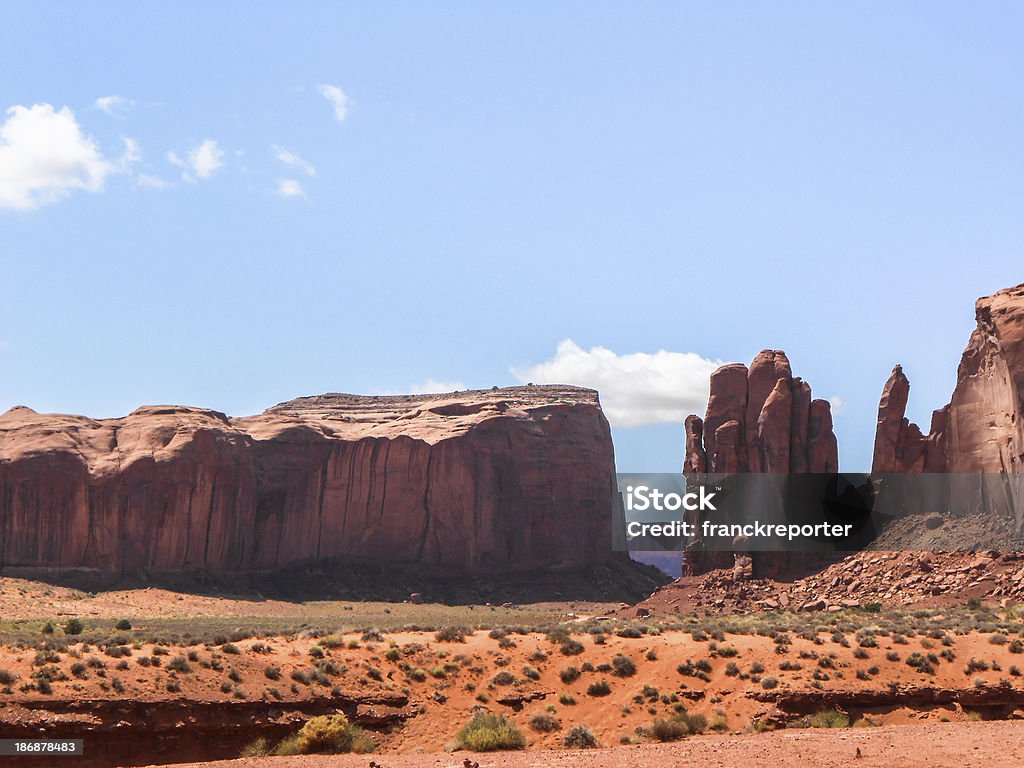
[871,283,1024,532]
[0,385,624,576]
[680,350,840,576]
[873,283,1024,476]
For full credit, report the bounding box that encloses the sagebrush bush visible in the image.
[455,713,526,752]
[563,724,598,749]
[275,713,374,755]
[529,712,561,732]
[808,709,849,728]
[611,654,636,677]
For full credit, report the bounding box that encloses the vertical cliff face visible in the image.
[683,350,838,477]
[873,283,1024,476]
[681,351,839,576]
[0,386,624,576]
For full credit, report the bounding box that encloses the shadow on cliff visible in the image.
[4,557,669,606]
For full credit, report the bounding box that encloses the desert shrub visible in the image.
[264,666,281,681]
[761,675,779,689]
[435,626,470,643]
[724,661,740,677]
[522,665,541,681]
[853,648,870,660]
[276,713,374,755]
[167,656,191,673]
[808,709,849,728]
[749,661,765,674]
[114,619,132,631]
[989,633,1009,645]
[455,713,525,752]
[651,716,690,741]
[779,660,802,671]
[680,712,707,733]
[63,618,84,636]
[563,724,598,749]
[1010,640,1024,654]
[560,639,585,656]
[70,662,87,679]
[616,627,644,639]
[559,666,581,684]
[0,669,17,685]
[709,711,729,732]
[529,712,561,732]
[221,643,241,655]
[492,671,516,686]
[240,737,271,757]
[646,649,657,661]
[309,646,324,659]
[559,693,577,705]
[886,651,901,662]
[714,645,739,658]
[587,679,612,697]
[966,658,990,674]
[407,668,426,682]
[611,655,636,677]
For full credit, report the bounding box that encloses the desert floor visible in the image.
[167,720,1024,768]
[2,577,1024,766]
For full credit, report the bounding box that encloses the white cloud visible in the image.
[511,339,723,428]
[275,178,305,198]
[828,396,846,416]
[274,146,316,176]
[168,138,224,181]
[136,173,172,190]
[94,95,133,115]
[409,379,467,394]
[0,103,117,210]
[318,84,349,123]
[117,137,141,171]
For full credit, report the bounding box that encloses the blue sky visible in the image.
[2,3,1023,472]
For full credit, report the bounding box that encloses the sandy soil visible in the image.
[3,624,1023,753]
[164,721,1024,768]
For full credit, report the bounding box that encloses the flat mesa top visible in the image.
[0,385,603,462]
[266,384,599,416]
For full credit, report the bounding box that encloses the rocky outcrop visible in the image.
[874,284,1024,475]
[684,350,839,476]
[0,386,624,576]
[872,284,1024,530]
[681,351,839,576]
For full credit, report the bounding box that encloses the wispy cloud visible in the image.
[318,84,349,124]
[274,146,316,176]
[0,103,129,210]
[136,173,172,190]
[168,138,224,182]
[275,178,305,199]
[512,339,722,428]
[93,95,133,116]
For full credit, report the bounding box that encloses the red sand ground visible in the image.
[166,721,1024,768]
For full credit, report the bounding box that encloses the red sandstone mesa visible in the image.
[0,386,622,575]
[873,283,1024,476]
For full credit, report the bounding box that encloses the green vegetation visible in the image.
[563,724,598,748]
[274,713,374,755]
[807,709,850,728]
[454,713,526,752]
